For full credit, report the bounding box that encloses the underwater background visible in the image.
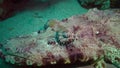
[0,0,119,68]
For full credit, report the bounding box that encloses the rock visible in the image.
[0,0,28,20]
[110,0,120,8]
[77,0,110,9]
[77,0,120,9]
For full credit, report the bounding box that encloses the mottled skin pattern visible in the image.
[0,9,120,68]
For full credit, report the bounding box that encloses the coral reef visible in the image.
[110,0,120,8]
[77,0,120,9]
[77,0,110,9]
[0,8,120,68]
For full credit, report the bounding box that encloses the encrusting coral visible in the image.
[0,8,120,68]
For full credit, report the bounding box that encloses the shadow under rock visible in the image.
[0,0,68,20]
[19,0,69,11]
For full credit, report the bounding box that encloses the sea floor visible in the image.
[0,0,116,68]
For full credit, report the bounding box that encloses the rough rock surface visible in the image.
[77,0,110,9]
[0,0,28,20]
[77,0,120,9]
[0,8,120,68]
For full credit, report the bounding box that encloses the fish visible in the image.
[0,9,120,68]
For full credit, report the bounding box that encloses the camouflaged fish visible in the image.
[0,8,120,68]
